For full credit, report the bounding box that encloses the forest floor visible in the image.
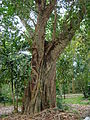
[0,94,90,120]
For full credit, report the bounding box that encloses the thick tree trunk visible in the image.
[23,51,56,115]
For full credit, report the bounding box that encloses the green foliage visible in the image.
[56,97,63,109]
[0,84,12,104]
[0,0,89,108]
[56,82,63,109]
[0,1,32,105]
[56,20,89,97]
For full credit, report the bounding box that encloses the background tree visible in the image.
[0,2,31,111]
[56,19,89,98]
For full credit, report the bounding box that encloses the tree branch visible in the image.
[45,0,86,60]
[41,0,46,10]
[42,0,57,25]
[52,8,57,41]
[21,19,34,39]
[33,0,57,65]
[29,17,36,27]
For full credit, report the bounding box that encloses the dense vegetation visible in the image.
[0,0,89,115]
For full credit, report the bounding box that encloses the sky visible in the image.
[0,0,2,4]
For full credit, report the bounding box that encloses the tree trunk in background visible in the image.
[67,81,70,94]
[68,86,70,94]
[16,93,18,113]
[63,84,66,99]
[11,64,15,111]
[15,84,18,113]
[11,79,15,110]
[72,78,75,94]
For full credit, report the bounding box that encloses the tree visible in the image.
[56,50,72,98]
[56,19,89,97]
[0,3,31,111]
[1,0,86,115]
[73,36,89,98]
[22,0,86,114]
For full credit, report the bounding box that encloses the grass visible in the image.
[0,114,9,118]
[63,95,90,105]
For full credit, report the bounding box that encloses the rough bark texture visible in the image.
[23,44,57,114]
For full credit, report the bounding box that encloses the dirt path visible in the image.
[0,106,21,117]
[69,104,90,119]
[62,94,83,98]
[0,108,80,120]
[0,104,90,119]
[0,94,90,119]
[0,106,14,116]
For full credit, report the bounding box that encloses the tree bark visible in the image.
[72,78,75,94]
[23,51,56,114]
[10,62,15,111]
[11,80,15,110]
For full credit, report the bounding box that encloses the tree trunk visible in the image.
[24,44,56,114]
[72,78,75,94]
[15,83,18,113]
[16,93,18,113]
[10,64,15,111]
[63,85,66,99]
[11,79,15,110]
[23,52,56,115]
[68,85,70,94]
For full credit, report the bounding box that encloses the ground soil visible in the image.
[0,108,80,120]
[0,94,90,120]
[0,104,90,120]
[69,104,90,119]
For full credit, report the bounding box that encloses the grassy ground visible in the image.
[63,94,90,105]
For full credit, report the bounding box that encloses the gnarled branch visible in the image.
[45,0,86,60]
[52,8,57,41]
